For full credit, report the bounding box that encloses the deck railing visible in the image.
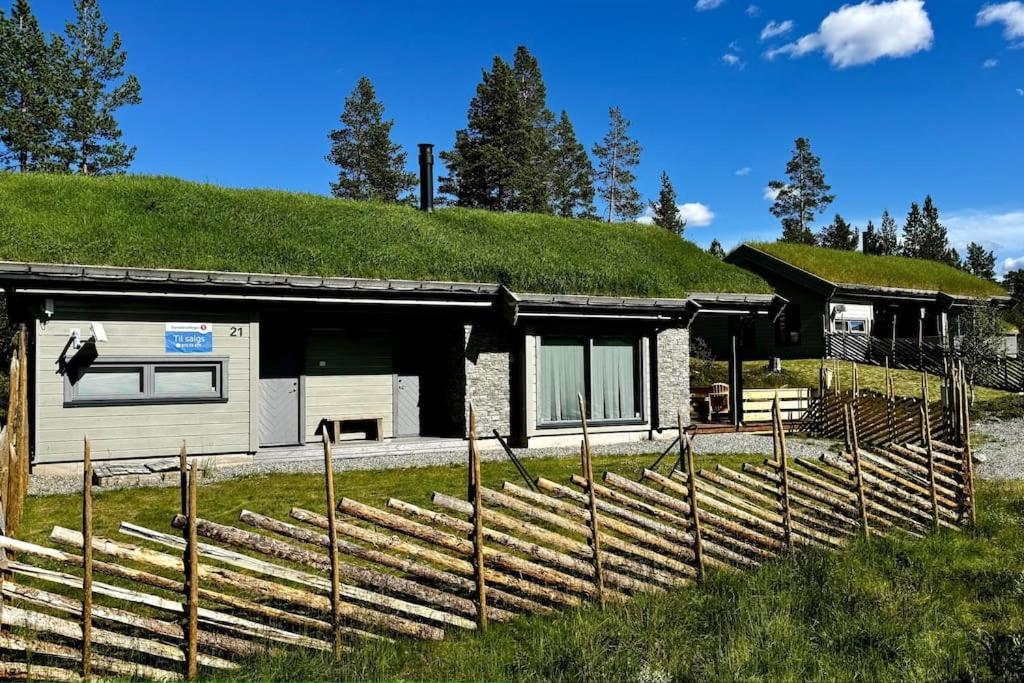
[825,331,1024,392]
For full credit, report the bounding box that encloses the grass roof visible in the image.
[0,174,770,298]
[747,242,1006,298]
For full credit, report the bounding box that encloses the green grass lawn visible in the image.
[692,357,1016,407]
[16,449,1024,681]
[0,173,769,299]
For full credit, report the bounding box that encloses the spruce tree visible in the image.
[877,209,900,255]
[0,0,67,171]
[964,242,996,281]
[904,195,955,264]
[326,76,415,202]
[649,171,684,235]
[708,239,726,259]
[901,202,926,258]
[62,0,141,174]
[768,137,834,245]
[818,213,858,251]
[550,111,596,218]
[439,46,555,213]
[593,106,643,222]
[862,220,878,254]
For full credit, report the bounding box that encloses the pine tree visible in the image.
[768,137,834,245]
[326,76,415,202]
[877,209,900,255]
[649,171,684,235]
[439,46,555,213]
[901,202,926,258]
[62,0,141,174]
[0,0,67,171]
[593,106,643,222]
[818,213,858,251]
[550,111,595,218]
[964,242,996,281]
[903,195,955,264]
[708,239,726,259]
[862,220,878,254]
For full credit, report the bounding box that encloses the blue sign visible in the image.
[165,323,213,353]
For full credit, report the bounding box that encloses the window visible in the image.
[775,304,802,346]
[538,337,642,426]
[65,356,228,406]
[834,319,868,333]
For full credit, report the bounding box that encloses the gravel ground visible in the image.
[27,431,838,497]
[972,417,1024,481]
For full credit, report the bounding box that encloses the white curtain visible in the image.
[539,340,585,422]
[592,339,637,421]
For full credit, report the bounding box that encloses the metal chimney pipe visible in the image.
[418,143,434,212]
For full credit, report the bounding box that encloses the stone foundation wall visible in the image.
[657,326,691,428]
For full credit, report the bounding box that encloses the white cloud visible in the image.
[639,202,716,227]
[944,209,1024,275]
[763,185,781,201]
[983,58,1000,68]
[746,4,761,18]
[977,2,1024,44]
[679,202,716,226]
[765,0,933,69]
[1018,87,1024,95]
[722,52,745,68]
[696,0,726,10]
[761,20,795,41]
[1004,256,1024,273]
[735,167,752,176]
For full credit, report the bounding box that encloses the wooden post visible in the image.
[322,431,343,656]
[81,436,93,681]
[772,396,795,552]
[681,412,706,581]
[181,453,198,680]
[846,405,870,539]
[920,374,940,531]
[468,405,488,628]
[885,356,896,444]
[959,373,977,526]
[578,394,605,607]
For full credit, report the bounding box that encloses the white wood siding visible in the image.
[35,298,253,463]
[303,331,393,441]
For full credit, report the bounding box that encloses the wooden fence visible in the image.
[1,386,976,678]
[826,331,1024,392]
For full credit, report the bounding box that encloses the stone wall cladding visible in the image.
[464,322,513,437]
[657,327,691,428]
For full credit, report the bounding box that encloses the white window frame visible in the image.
[64,355,229,407]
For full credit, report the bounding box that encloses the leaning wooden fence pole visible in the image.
[578,394,605,607]
[321,431,343,657]
[468,405,488,630]
[959,373,977,526]
[920,374,940,531]
[772,396,795,551]
[81,436,94,681]
[181,453,199,680]
[680,412,706,581]
[885,356,896,443]
[846,405,870,539]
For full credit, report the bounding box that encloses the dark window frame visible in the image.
[64,355,229,407]
[536,335,645,429]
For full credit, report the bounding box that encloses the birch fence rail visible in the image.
[0,375,977,680]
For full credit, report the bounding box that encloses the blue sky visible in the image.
[30,0,1024,274]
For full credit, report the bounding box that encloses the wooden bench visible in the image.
[324,416,384,443]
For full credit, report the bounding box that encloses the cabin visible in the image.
[0,172,782,468]
[692,242,1011,363]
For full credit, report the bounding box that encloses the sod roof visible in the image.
[0,174,770,299]
[742,242,1007,298]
